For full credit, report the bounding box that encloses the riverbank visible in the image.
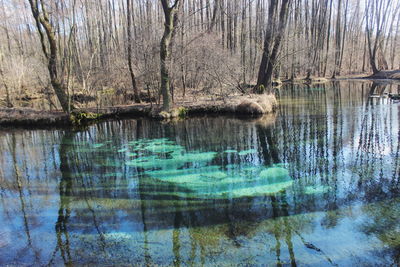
[366,70,400,80]
[283,70,400,82]
[332,70,400,80]
[0,94,277,128]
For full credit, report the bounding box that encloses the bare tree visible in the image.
[255,0,292,93]
[27,0,71,112]
[160,0,182,111]
[365,0,393,74]
[0,0,399,111]
[126,0,141,103]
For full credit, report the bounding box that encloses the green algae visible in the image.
[125,139,293,198]
[141,180,293,199]
[61,137,295,200]
[174,151,217,162]
[154,171,228,184]
[125,152,217,169]
[144,166,221,178]
[85,138,294,199]
[144,164,292,199]
[227,181,293,197]
[128,138,176,147]
[304,185,330,194]
[259,167,291,184]
[238,149,257,156]
[93,143,105,148]
[144,144,184,153]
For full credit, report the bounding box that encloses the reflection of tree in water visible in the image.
[0,131,64,264]
[49,82,398,265]
[278,82,399,203]
[1,81,400,265]
[138,117,312,266]
[83,86,398,265]
[9,133,41,264]
[50,131,110,265]
[360,199,400,266]
[272,81,400,264]
[51,131,73,266]
[354,82,400,201]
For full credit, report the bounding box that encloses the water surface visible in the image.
[0,81,399,266]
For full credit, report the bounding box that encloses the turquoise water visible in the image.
[0,81,399,266]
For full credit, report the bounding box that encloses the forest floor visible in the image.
[0,94,277,128]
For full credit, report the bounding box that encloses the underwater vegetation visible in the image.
[87,138,295,199]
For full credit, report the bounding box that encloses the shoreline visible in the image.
[0,94,277,128]
[2,75,399,129]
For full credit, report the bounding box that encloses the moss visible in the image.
[70,111,102,125]
[256,84,265,94]
[158,111,171,119]
[177,107,188,118]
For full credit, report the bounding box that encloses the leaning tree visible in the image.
[27,0,71,112]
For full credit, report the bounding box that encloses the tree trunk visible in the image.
[209,0,219,32]
[255,0,291,93]
[28,0,71,112]
[365,0,393,74]
[0,58,13,108]
[160,0,181,111]
[126,0,141,103]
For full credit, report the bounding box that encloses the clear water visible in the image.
[0,81,399,266]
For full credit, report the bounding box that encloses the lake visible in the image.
[0,81,399,266]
